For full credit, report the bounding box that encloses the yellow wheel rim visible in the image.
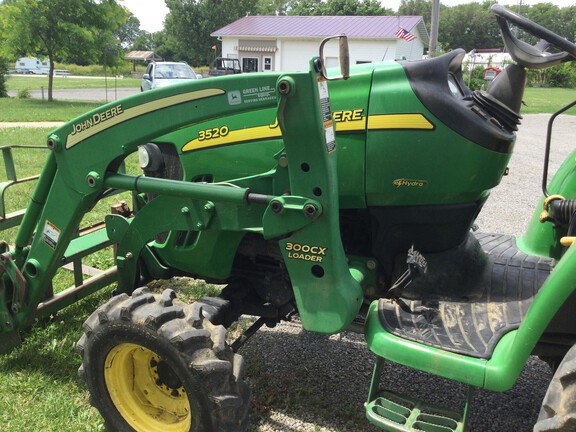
[104,343,191,432]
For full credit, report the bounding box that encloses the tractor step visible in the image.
[366,390,465,432]
[366,358,470,432]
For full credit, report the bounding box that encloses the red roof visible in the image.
[212,15,424,39]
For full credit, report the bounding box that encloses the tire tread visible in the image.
[536,344,576,432]
[77,287,250,432]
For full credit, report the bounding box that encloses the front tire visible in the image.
[535,344,576,431]
[77,287,249,432]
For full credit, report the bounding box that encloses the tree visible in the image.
[399,0,433,32]
[288,0,322,15]
[0,57,8,98]
[289,0,391,16]
[131,29,175,62]
[438,1,501,52]
[525,3,564,37]
[164,0,259,66]
[132,31,156,52]
[0,0,128,101]
[324,0,390,16]
[257,0,290,15]
[117,13,142,48]
[545,63,576,88]
[560,5,576,44]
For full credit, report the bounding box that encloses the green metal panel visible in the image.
[365,64,512,206]
[518,149,576,258]
[157,104,283,181]
[327,65,373,208]
[153,230,246,280]
[151,65,374,210]
[62,227,112,264]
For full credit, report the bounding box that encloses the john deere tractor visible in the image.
[1,5,576,431]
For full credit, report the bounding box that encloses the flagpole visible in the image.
[382,47,389,61]
[429,0,440,56]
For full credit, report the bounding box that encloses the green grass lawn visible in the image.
[0,99,102,122]
[0,292,109,432]
[0,127,108,431]
[0,128,51,235]
[6,74,142,92]
[522,87,576,114]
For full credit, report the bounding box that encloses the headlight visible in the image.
[138,143,165,172]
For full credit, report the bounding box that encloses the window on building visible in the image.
[242,57,259,73]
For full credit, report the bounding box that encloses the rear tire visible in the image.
[535,344,576,431]
[76,287,250,432]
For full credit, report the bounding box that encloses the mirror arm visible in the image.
[318,35,350,81]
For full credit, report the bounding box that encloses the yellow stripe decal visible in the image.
[182,122,282,152]
[178,111,436,153]
[334,118,366,132]
[367,114,434,130]
[66,89,225,149]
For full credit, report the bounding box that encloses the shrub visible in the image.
[54,60,146,77]
[17,88,31,99]
[463,65,486,91]
[528,63,576,88]
[0,57,8,98]
[546,63,576,88]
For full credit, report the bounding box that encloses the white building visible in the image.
[211,15,429,73]
[463,48,513,73]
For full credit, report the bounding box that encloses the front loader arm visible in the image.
[4,43,365,347]
[6,74,281,333]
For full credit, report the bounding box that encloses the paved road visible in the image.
[7,87,139,102]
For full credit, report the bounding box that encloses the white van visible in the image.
[15,57,50,75]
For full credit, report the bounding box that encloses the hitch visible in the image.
[0,251,27,314]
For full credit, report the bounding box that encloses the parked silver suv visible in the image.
[141,62,201,91]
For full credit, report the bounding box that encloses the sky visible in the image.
[121,0,575,33]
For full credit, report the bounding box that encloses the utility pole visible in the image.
[429,0,440,56]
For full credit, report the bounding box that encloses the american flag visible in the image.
[395,27,417,42]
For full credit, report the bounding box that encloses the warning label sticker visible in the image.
[41,220,61,250]
[317,77,336,153]
[324,123,336,153]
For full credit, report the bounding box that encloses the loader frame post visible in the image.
[271,54,363,333]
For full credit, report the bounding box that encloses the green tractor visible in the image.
[1,5,576,431]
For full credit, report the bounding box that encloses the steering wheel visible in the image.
[491,5,576,69]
